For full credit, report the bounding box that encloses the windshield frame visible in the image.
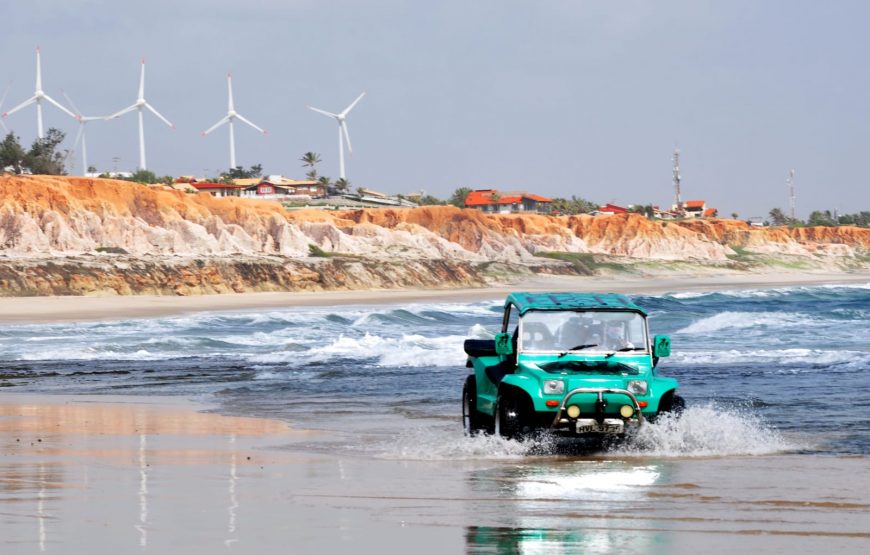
[517,308,650,355]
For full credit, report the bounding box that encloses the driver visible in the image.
[604,322,633,350]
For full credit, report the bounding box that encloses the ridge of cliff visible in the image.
[0,175,867,295]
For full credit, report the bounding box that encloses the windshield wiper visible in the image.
[558,344,599,357]
[616,346,645,352]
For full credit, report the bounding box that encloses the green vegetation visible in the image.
[449,187,472,208]
[307,244,362,259]
[300,152,321,181]
[220,164,263,182]
[95,246,129,255]
[547,196,599,215]
[0,129,68,175]
[534,251,630,274]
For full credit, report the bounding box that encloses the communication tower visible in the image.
[787,169,796,220]
[672,147,682,211]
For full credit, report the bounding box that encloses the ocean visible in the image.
[2,283,869,552]
[2,283,868,457]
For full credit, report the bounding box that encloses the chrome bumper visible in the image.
[550,387,645,429]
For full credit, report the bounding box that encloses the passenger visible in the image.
[558,316,589,350]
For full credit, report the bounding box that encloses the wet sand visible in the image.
[1,393,868,553]
[0,270,868,323]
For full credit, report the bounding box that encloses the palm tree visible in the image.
[334,178,350,194]
[300,152,321,168]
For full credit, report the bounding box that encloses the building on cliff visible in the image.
[464,189,553,214]
[233,176,326,200]
[191,182,245,197]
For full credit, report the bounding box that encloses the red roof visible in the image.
[599,203,628,214]
[685,200,705,209]
[464,189,552,206]
[703,207,717,217]
[192,182,244,190]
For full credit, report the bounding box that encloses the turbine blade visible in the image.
[145,102,174,128]
[35,47,42,93]
[0,119,7,133]
[202,115,230,135]
[0,82,11,110]
[138,58,145,99]
[227,73,234,111]
[61,91,82,116]
[235,113,265,134]
[340,91,366,117]
[308,106,339,119]
[341,120,353,155]
[3,95,38,117]
[107,104,137,119]
[42,94,78,119]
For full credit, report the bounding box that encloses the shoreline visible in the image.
[0,270,867,323]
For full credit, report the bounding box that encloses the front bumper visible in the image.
[549,387,645,434]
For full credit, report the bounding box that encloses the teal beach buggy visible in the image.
[463,292,684,439]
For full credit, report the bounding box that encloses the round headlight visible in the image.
[619,405,634,418]
[566,405,581,418]
[543,380,565,395]
[627,380,648,396]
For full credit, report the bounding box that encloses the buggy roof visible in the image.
[505,292,646,316]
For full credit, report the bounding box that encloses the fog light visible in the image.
[619,405,634,418]
[627,380,648,396]
[543,380,565,395]
[566,405,581,418]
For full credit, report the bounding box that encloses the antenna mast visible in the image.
[672,147,682,211]
[787,169,795,220]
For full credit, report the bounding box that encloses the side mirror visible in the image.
[653,335,671,358]
[494,332,513,357]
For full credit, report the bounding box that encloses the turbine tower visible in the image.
[202,73,266,170]
[787,169,796,220]
[63,91,105,175]
[1,48,77,139]
[107,59,174,170]
[307,92,366,180]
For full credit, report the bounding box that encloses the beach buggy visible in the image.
[462,292,683,439]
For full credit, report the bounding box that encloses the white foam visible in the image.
[677,311,807,334]
[380,427,531,460]
[616,404,796,457]
[670,348,870,366]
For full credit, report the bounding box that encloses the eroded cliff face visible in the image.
[0,175,868,296]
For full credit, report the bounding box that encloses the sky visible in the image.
[2,0,868,218]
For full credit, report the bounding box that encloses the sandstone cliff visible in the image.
[0,175,867,295]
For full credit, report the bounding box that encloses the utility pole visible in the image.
[672,147,682,212]
[787,169,796,220]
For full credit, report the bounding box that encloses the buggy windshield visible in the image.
[519,310,648,354]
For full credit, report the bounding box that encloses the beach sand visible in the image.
[1,393,868,554]
[1,270,868,323]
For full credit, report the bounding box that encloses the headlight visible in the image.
[543,380,564,395]
[627,380,648,396]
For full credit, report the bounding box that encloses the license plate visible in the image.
[575,418,624,434]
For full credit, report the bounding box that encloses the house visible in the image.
[190,182,245,197]
[464,189,553,214]
[234,176,326,200]
[671,200,717,219]
[703,207,718,218]
[597,203,629,215]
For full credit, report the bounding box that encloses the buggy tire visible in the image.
[494,389,533,440]
[462,376,488,436]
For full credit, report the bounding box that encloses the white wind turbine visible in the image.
[1,47,77,139]
[107,59,174,170]
[202,72,266,170]
[307,92,365,181]
[62,91,105,175]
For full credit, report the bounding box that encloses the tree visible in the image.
[221,164,263,180]
[334,178,350,193]
[129,169,158,184]
[0,132,27,174]
[547,196,599,215]
[448,187,472,208]
[301,152,321,181]
[26,128,68,175]
[807,210,836,227]
[87,165,97,174]
[418,194,444,206]
[731,212,739,220]
[356,186,366,196]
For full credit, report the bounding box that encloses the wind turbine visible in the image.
[62,91,104,174]
[107,59,174,170]
[1,47,77,139]
[202,72,266,170]
[307,92,365,180]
